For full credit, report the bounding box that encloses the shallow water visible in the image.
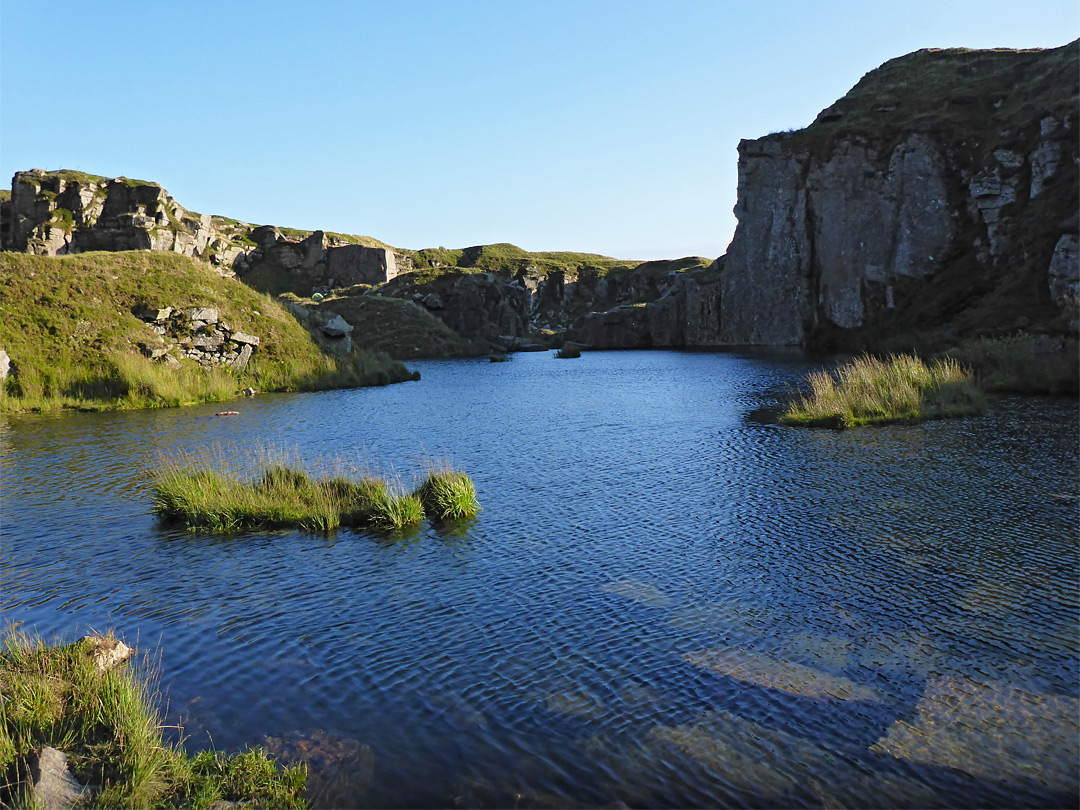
[2,350,1077,807]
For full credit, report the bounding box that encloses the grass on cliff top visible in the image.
[784,40,1078,159]
[0,631,307,809]
[152,454,479,532]
[0,251,415,413]
[14,169,160,189]
[406,242,639,279]
[780,353,985,428]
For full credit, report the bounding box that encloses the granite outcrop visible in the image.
[721,41,1080,347]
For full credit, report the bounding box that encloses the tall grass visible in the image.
[152,453,479,532]
[780,353,985,428]
[0,631,306,809]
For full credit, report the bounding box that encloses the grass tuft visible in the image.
[416,465,481,522]
[780,353,985,428]
[152,453,479,533]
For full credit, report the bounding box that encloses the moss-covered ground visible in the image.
[0,252,416,413]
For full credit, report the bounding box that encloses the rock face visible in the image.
[1,169,252,271]
[236,226,398,295]
[721,41,1080,347]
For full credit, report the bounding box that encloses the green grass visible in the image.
[152,455,479,532]
[943,334,1079,395]
[0,631,307,809]
[0,252,417,413]
[780,353,985,428]
[415,465,481,522]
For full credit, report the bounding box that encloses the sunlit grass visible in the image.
[0,631,307,809]
[415,464,481,522]
[780,353,985,428]
[152,452,478,532]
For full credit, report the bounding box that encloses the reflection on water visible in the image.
[1,351,1077,808]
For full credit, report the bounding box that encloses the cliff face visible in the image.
[1,169,253,271]
[721,41,1080,348]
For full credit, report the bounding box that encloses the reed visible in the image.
[780,353,985,428]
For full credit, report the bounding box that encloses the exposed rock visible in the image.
[29,747,90,810]
[720,42,1079,346]
[423,293,444,309]
[81,635,133,672]
[0,349,9,381]
[241,387,256,396]
[320,314,354,337]
[186,307,218,323]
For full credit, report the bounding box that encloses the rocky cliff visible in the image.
[721,41,1079,349]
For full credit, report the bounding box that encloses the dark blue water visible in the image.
[2,350,1077,807]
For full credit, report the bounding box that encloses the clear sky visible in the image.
[1,1,1076,260]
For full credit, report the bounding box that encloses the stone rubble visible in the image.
[133,304,261,370]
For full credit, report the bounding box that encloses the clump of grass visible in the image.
[780,353,985,428]
[152,454,479,532]
[416,465,481,522]
[943,334,1079,395]
[0,631,306,809]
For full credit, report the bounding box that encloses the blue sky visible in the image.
[2,1,1076,259]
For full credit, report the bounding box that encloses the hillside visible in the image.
[0,252,416,412]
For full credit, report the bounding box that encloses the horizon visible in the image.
[2,0,1077,261]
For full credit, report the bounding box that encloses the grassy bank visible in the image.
[153,458,480,532]
[780,353,985,428]
[944,334,1079,395]
[0,252,417,413]
[0,632,306,809]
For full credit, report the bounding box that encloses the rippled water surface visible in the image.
[2,350,1078,807]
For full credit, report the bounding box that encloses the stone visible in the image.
[683,644,881,701]
[29,747,90,810]
[230,344,253,370]
[320,315,354,337]
[80,635,133,672]
[133,304,173,322]
[871,674,1079,792]
[186,307,218,323]
[191,335,224,351]
[423,293,444,309]
[241,387,256,396]
[230,331,260,346]
[0,349,9,381]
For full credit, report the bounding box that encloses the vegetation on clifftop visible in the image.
[0,631,307,809]
[780,353,985,428]
[0,252,416,413]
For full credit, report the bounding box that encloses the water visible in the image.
[2,350,1077,808]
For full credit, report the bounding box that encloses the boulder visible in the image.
[231,331,260,347]
[320,315,354,337]
[81,635,133,672]
[0,349,9,381]
[186,307,219,323]
[29,747,90,810]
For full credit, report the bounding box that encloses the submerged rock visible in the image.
[871,674,1080,792]
[261,729,374,809]
[600,579,673,608]
[683,644,880,701]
